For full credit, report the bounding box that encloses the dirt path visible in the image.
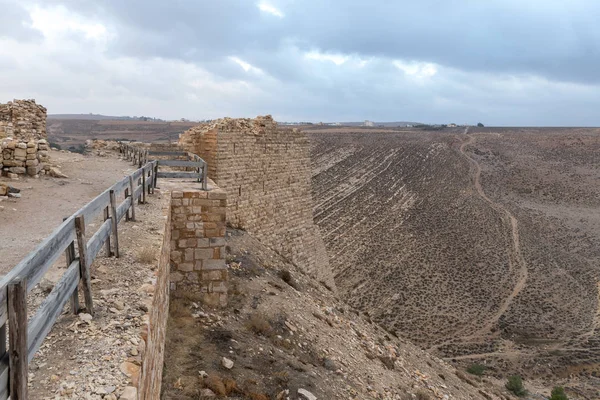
[0,149,135,274]
[458,133,529,339]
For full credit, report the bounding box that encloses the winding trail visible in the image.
[458,132,529,340]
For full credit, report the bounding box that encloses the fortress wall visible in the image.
[138,196,172,400]
[169,185,228,307]
[179,116,334,289]
[0,99,49,177]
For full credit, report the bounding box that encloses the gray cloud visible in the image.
[1,0,600,125]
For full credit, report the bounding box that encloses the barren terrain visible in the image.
[310,126,600,398]
[0,149,134,273]
[162,228,510,400]
[47,119,197,152]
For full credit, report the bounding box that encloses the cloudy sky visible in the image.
[1,0,599,125]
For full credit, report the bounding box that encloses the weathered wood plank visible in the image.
[75,216,94,315]
[78,189,110,224]
[86,218,112,265]
[8,278,27,399]
[148,150,187,156]
[0,353,9,400]
[132,168,144,181]
[27,261,79,363]
[0,217,76,327]
[111,176,130,197]
[157,160,204,168]
[156,172,202,179]
[116,197,132,223]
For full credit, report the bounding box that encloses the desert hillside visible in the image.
[310,127,600,397]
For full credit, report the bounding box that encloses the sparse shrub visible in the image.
[550,386,568,400]
[204,374,227,396]
[505,375,527,397]
[246,312,272,335]
[49,142,62,150]
[137,246,156,264]
[477,122,484,127]
[466,363,486,376]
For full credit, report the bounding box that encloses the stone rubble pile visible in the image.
[0,99,50,178]
[191,114,278,136]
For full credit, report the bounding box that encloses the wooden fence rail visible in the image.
[119,142,208,190]
[0,159,158,400]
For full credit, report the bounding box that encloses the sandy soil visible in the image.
[0,149,138,274]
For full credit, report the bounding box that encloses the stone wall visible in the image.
[169,185,228,307]
[179,116,334,289]
[137,195,172,400]
[0,99,49,177]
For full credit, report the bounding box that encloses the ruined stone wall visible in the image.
[0,99,49,177]
[179,116,334,289]
[138,195,172,400]
[0,99,47,140]
[169,185,228,307]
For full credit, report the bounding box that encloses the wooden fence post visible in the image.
[109,190,120,258]
[202,161,208,190]
[128,176,136,221]
[141,171,147,204]
[8,277,28,400]
[64,217,80,314]
[74,216,94,316]
[103,206,112,256]
[153,162,159,189]
[147,167,153,195]
[124,188,130,222]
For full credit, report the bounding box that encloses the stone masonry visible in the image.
[0,99,49,177]
[179,116,335,289]
[169,185,228,307]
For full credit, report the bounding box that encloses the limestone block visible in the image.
[14,148,26,158]
[9,167,26,174]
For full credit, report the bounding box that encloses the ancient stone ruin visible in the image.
[0,99,49,178]
[179,115,334,289]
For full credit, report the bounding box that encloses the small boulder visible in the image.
[298,388,317,400]
[221,357,234,369]
[119,386,137,400]
[199,388,216,397]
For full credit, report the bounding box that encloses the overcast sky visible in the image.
[1,0,599,125]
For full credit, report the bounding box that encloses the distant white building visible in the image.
[364,120,375,127]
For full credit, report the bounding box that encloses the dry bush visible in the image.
[137,245,156,264]
[246,312,272,335]
[223,378,238,395]
[204,375,227,396]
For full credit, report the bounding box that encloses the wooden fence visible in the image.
[0,159,158,399]
[119,142,208,190]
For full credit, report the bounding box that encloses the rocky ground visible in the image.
[26,186,168,399]
[162,228,516,400]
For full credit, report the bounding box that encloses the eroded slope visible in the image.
[310,128,600,398]
[310,131,516,349]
